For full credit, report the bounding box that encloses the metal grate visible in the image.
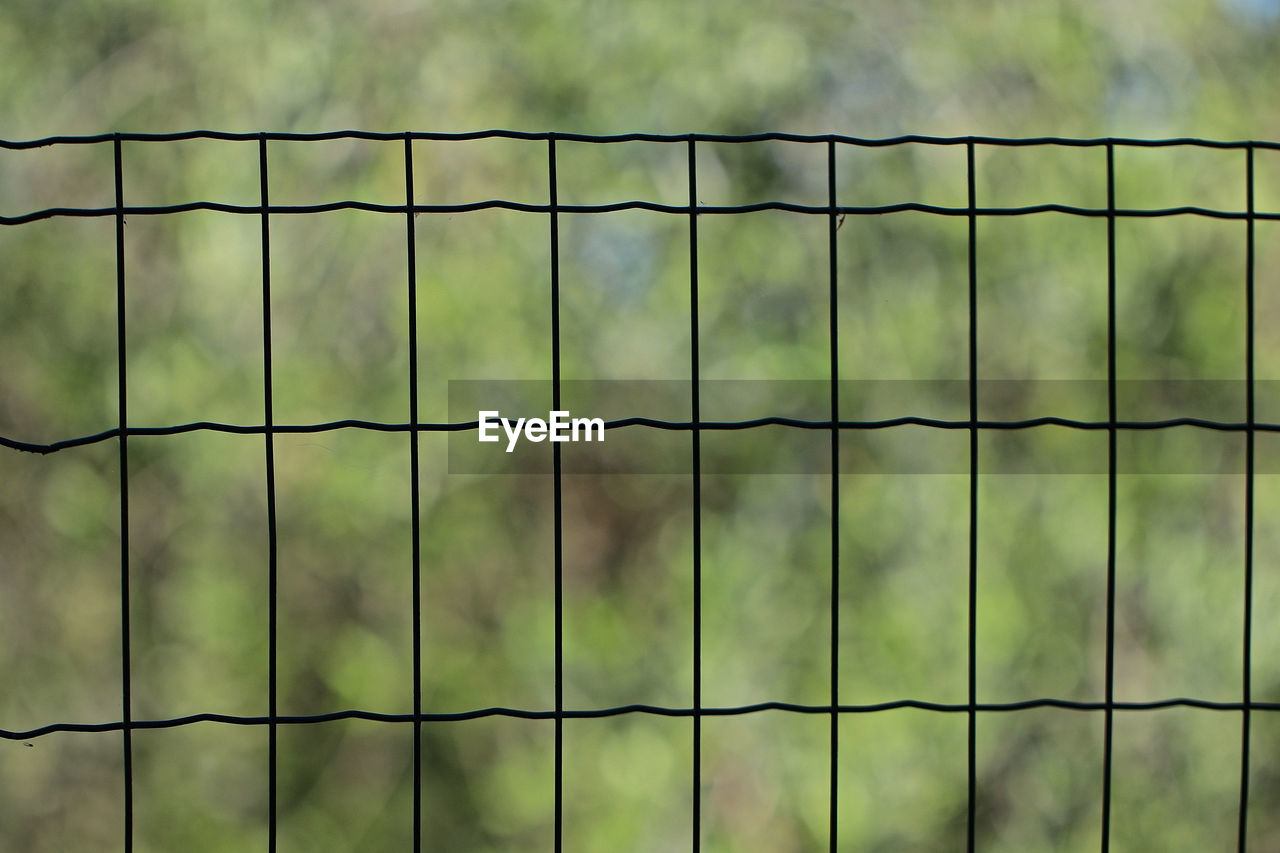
[2,131,1278,852]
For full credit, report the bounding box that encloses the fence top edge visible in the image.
[2,131,1279,149]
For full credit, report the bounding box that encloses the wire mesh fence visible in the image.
[2,132,1280,851]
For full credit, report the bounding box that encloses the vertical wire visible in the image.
[259,134,280,853]
[688,136,703,853]
[113,134,134,853]
[1101,141,1118,853]
[404,134,423,853]
[1237,144,1256,853]
[965,139,978,853]
[826,137,841,852]
[548,136,564,853]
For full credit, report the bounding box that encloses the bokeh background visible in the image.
[3,0,1280,850]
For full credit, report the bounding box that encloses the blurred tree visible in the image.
[3,0,1280,850]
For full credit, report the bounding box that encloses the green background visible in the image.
[3,0,1280,850]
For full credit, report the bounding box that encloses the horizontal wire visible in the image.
[4,415,1279,455]
[3,131,1280,148]
[7,697,1280,741]
[5,200,1280,225]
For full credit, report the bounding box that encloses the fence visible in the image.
[2,132,1279,851]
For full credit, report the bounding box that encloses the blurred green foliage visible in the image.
[4,0,1280,850]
